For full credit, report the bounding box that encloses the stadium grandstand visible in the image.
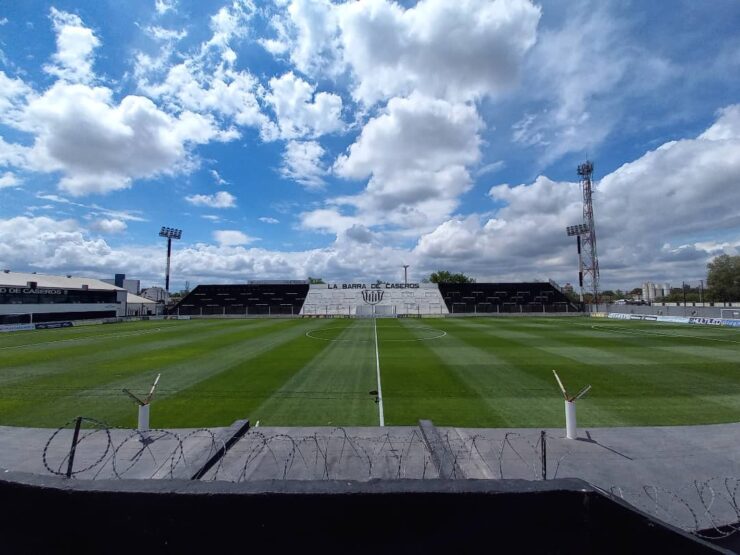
[0,270,127,326]
[171,279,582,316]
[438,281,580,313]
[173,281,309,316]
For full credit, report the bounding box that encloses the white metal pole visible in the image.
[138,404,150,431]
[565,400,577,439]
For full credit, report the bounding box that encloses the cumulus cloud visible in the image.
[265,72,343,139]
[280,140,327,188]
[317,94,483,231]
[259,217,279,224]
[266,0,541,105]
[89,218,127,234]
[185,190,237,208]
[0,171,20,189]
[213,229,256,246]
[138,0,271,135]
[344,224,374,244]
[19,82,229,195]
[44,8,100,84]
[0,12,240,196]
[414,104,740,285]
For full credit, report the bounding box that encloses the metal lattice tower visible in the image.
[577,161,600,303]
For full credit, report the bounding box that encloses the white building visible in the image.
[126,293,160,316]
[0,271,127,325]
[140,286,169,303]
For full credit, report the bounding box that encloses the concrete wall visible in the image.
[0,473,720,554]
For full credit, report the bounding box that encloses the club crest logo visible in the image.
[362,290,384,305]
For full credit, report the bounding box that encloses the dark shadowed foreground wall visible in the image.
[0,474,725,554]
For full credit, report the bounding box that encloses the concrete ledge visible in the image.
[0,472,724,554]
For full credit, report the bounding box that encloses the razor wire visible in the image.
[38,422,740,538]
[42,418,226,480]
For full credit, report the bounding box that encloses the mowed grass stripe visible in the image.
[446,317,740,425]
[379,319,494,426]
[248,319,378,426]
[155,319,374,427]
[0,318,288,388]
[0,318,271,378]
[0,319,321,427]
[419,318,622,427]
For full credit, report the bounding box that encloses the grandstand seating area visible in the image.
[173,284,309,316]
[438,282,581,313]
[172,282,580,316]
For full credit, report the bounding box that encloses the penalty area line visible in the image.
[374,317,385,427]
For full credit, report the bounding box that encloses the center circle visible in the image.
[305,326,447,342]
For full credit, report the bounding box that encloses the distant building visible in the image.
[0,270,126,325]
[126,293,160,316]
[102,274,140,295]
[140,286,169,303]
[641,281,670,302]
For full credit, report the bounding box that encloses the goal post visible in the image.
[720,308,740,320]
[0,312,33,325]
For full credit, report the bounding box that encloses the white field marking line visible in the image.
[586,324,740,345]
[0,327,163,350]
[374,317,385,427]
[304,326,447,342]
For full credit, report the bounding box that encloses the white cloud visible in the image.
[414,104,740,285]
[267,0,540,105]
[0,18,8,26]
[138,1,269,135]
[265,72,343,139]
[341,0,540,104]
[90,218,127,234]
[210,169,229,185]
[18,82,228,195]
[213,229,257,246]
[0,171,20,188]
[0,70,33,126]
[154,0,177,15]
[259,217,280,224]
[318,94,483,231]
[144,26,187,42]
[261,0,342,77]
[185,190,237,208]
[280,140,326,188]
[44,8,100,84]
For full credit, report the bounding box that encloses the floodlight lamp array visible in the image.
[159,227,182,239]
[565,223,589,237]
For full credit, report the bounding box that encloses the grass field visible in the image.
[0,316,739,429]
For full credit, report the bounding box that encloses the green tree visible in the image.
[428,270,476,284]
[707,255,740,301]
[308,277,325,284]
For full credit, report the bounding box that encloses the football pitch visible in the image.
[0,316,739,429]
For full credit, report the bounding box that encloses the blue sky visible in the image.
[0,0,739,290]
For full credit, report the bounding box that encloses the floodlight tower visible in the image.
[578,162,600,304]
[403,265,409,286]
[565,162,600,305]
[158,227,182,294]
